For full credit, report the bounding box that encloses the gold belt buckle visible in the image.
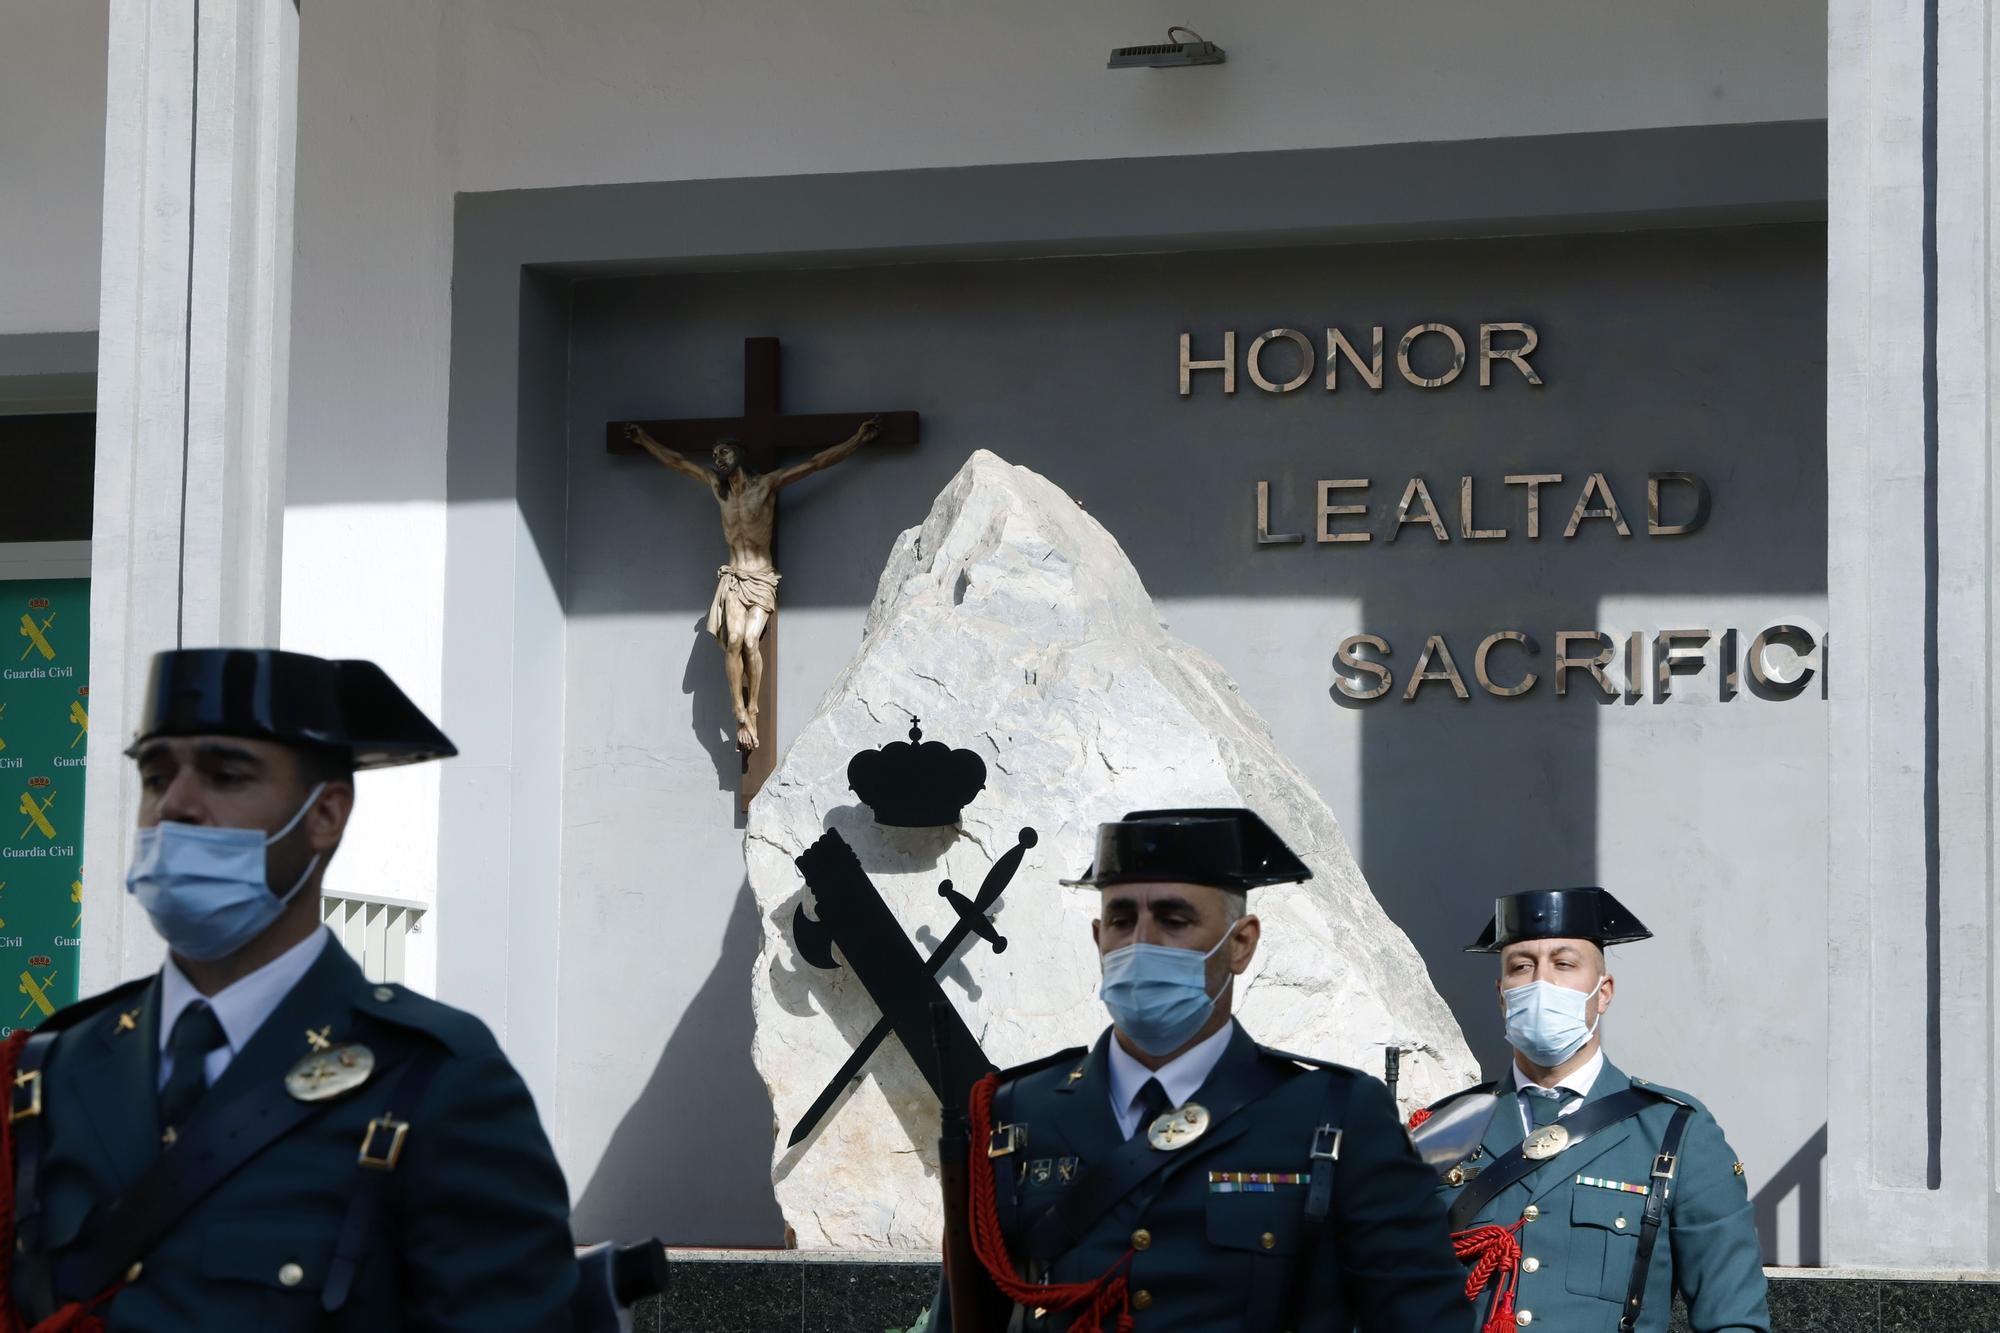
[358,1112,410,1170]
[10,1068,42,1123]
[988,1123,1026,1158]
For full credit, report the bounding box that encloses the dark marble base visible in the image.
[636,1254,2000,1333]
[638,1255,937,1333]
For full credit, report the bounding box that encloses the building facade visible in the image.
[0,0,1992,1279]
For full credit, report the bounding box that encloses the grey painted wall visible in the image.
[555,225,1826,1258]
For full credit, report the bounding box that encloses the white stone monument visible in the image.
[747,450,1477,1250]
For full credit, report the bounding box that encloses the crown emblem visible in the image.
[846,720,988,827]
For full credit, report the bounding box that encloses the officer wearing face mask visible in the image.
[1414,888,1769,1333]
[0,648,580,1330]
[928,809,1464,1333]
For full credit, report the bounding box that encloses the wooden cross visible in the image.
[607,337,919,809]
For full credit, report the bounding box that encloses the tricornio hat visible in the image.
[1463,887,1652,954]
[125,648,456,771]
[1060,808,1312,891]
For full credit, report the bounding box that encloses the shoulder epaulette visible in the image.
[1421,1080,1499,1114]
[31,975,151,1039]
[352,982,494,1059]
[1257,1046,1356,1076]
[1626,1076,1696,1110]
[995,1045,1088,1087]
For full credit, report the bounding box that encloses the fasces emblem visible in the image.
[1521,1124,1570,1161]
[284,1043,376,1102]
[1146,1102,1211,1152]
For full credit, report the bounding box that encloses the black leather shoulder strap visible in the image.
[11,1026,67,1321]
[321,1043,447,1312]
[1025,1056,1286,1261]
[1447,1087,1661,1231]
[1617,1103,1693,1333]
[988,1076,1024,1241]
[1277,1070,1355,1329]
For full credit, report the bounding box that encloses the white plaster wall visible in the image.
[445,0,1826,192]
[274,0,1829,1211]
[0,0,108,335]
[281,0,452,992]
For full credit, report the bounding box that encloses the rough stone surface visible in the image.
[746,450,1477,1251]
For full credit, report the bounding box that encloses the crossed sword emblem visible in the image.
[17,612,55,663]
[18,790,55,841]
[17,971,57,1021]
[787,826,1037,1147]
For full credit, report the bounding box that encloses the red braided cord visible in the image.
[26,1293,115,1333]
[966,1073,1134,1333]
[0,1029,30,1333]
[1451,1221,1525,1333]
[1405,1107,1433,1131]
[0,1029,116,1333]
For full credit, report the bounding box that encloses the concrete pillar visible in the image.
[1825,0,1997,1270]
[81,0,300,990]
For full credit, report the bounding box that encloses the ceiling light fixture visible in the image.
[1108,26,1226,70]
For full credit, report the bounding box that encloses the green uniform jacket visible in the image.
[932,1022,1465,1332]
[10,937,578,1331]
[1431,1059,1770,1333]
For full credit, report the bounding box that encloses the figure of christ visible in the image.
[623,416,881,753]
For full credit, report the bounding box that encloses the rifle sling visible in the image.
[1448,1088,1661,1231]
[321,1046,445,1312]
[1617,1104,1692,1333]
[1274,1074,1353,1330]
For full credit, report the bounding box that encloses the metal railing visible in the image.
[321,891,427,985]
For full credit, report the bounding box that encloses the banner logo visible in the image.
[17,788,55,841]
[17,611,56,664]
[16,968,57,1020]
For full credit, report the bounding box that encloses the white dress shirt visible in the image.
[157,926,332,1091]
[1106,1019,1236,1140]
[1511,1044,1606,1133]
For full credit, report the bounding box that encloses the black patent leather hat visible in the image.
[1061,808,1312,890]
[1464,887,1652,953]
[125,648,456,770]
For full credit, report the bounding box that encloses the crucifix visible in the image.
[606,337,919,807]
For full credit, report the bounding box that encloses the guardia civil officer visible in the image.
[1416,888,1769,1332]
[3,649,578,1329]
[929,809,1465,1332]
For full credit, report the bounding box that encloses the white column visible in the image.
[81,0,299,991]
[1826,0,1997,1270]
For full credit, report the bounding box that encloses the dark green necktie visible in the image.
[158,1002,227,1133]
[1131,1077,1172,1138]
[1522,1086,1579,1129]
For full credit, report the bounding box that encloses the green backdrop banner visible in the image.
[0,579,89,1031]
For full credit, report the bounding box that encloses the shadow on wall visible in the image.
[571,879,787,1247]
[681,612,743,794]
[1753,1122,1826,1267]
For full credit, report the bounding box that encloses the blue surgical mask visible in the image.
[125,783,326,962]
[1099,929,1235,1057]
[1502,977,1604,1067]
